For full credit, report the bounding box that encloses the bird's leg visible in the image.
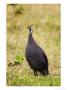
[34,71,38,76]
[41,70,47,76]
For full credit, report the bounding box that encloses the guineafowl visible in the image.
[25,25,49,76]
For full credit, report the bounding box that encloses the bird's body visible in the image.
[25,26,49,76]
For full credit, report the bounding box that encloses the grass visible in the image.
[7,60,60,86]
[6,4,61,86]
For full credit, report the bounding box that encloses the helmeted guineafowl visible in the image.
[25,25,49,76]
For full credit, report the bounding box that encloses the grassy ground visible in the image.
[6,4,61,86]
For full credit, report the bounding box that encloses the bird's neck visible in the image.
[29,33,33,40]
[28,33,34,43]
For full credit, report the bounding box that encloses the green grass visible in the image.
[7,74,60,86]
[7,60,60,86]
[6,4,61,86]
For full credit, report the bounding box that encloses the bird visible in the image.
[25,25,49,76]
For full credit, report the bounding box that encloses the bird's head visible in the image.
[28,25,33,34]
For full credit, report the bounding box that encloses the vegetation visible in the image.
[6,4,61,86]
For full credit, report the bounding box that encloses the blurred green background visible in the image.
[6,4,61,86]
